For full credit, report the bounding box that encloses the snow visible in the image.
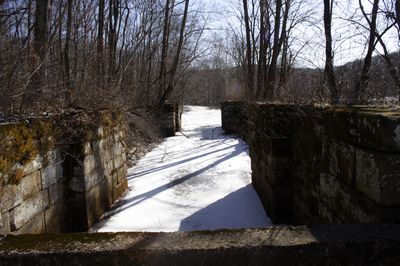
[92,106,272,232]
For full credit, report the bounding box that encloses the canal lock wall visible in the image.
[222,101,400,225]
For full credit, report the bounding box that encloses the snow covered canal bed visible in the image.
[93,106,272,232]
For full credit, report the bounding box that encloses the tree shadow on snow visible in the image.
[179,184,272,231]
[127,141,240,180]
[96,143,249,226]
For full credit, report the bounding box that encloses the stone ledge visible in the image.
[0,224,400,265]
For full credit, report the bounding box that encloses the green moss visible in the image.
[0,110,126,185]
[0,119,55,185]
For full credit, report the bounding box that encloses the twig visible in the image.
[211,127,217,140]
[160,145,168,163]
[179,130,190,138]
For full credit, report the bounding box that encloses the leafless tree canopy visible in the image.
[225,0,400,105]
[1,0,400,116]
[0,0,202,117]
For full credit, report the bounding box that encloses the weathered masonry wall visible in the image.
[247,103,400,224]
[1,224,400,265]
[221,102,400,225]
[160,102,182,137]
[221,101,248,139]
[0,111,127,234]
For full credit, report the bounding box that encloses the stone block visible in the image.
[83,155,97,177]
[324,108,400,152]
[86,180,109,227]
[355,149,400,205]
[97,138,111,153]
[49,181,64,206]
[0,185,21,213]
[84,170,105,192]
[323,138,355,185]
[221,101,248,137]
[22,154,43,175]
[103,160,114,177]
[0,212,11,234]
[105,175,114,207]
[267,155,291,171]
[12,213,45,235]
[111,141,124,158]
[121,150,127,163]
[44,201,65,233]
[19,170,42,201]
[10,190,49,230]
[42,163,63,189]
[269,137,291,157]
[83,142,93,156]
[250,136,270,161]
[46,150,61,164]
[320,173,376,223]
[268,169,292,187]
[114,155,124,170]
[102,148,113,166]
[1,170,42,213]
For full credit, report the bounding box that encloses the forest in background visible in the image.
[1,0,400,118]
[0,0,202,117]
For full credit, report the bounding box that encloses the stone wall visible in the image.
[160,102,182,137]
[221,101,248,138]
[0,224,400,265]
[0,111,127,234]
[64,115,128,232]
[246,103,400,224]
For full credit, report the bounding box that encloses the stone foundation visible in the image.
[0,224,400,265]
[222,102,400,225]
[160,102,182,137]
[221,101,248,138]
[0,111,128,234]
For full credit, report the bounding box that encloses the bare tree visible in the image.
[158,0,172,103]
[97,0,105,79]
[157,0,190,109]
[354,0,380,103]
[64,0,73,105]
[242,0,255,100]
[323,0,338,104]
[25,0,50,105]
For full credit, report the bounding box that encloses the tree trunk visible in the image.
[156,0,190,109]
[354,0,379,104]
[374,28,400,100]
[108,0,119,81]
[323,0,338,104]
[157,0,171,102]
[64,0,73,105]
[97,0,105,78]
[25,0,50,104]
[242,0,254,101]
[256,0,266,100]
[264,0,284,100]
